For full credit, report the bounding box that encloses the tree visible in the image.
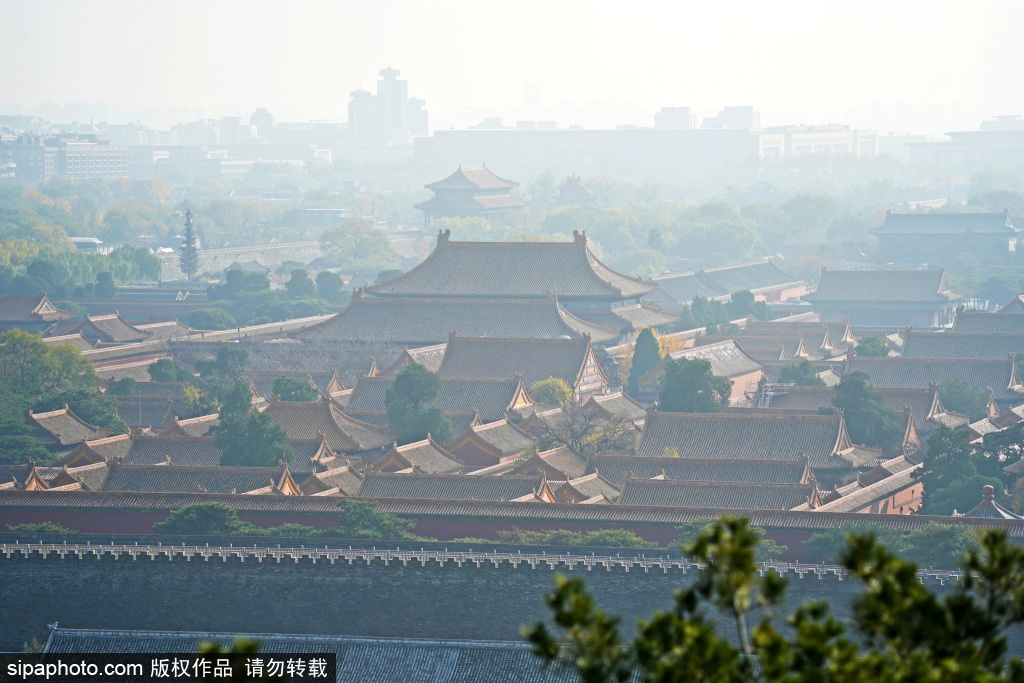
[726,290,773,321]
[779,360,826,386]
[803,521,978,568]
[529,377,573,408]
[147,358,196,383]
[537,403,612,453]
[939,378,990,422]
[334,500,424,540]
[106,377,136,396]
[376,269,403,283]
[319,219,398,275]
[213,400,293,467]
[919,427,1004,516]
[94,271,116,298]
[7,522,78,534]
[0,414,53,465]
[854,336,889,357]
[179,209,200,283]
[831,371,904,454]
[525,516,1024,682]
[272,376,318,402]
[284,268,317,299]
[0,329,99,397]
[315,270,344,301]
[153,502,256,536]
[657,358,732,413]
[675,517,787,562]
[627,328,662,397]
[612,249,665,279]
[384,362,453,444]
[188,307,237,331]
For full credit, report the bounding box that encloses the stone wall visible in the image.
[0,542,975,654]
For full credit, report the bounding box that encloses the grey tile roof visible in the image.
[451,420,536,458]
[562,472,620,500]
[426,166,519,190]
[27,407,111,445]
[41,332,96,351]
[585,456,810,487]
[0,293,72,322]
[358,472,545,501]
[115,396,178,429]
[293,294,617,344]
[246,371,339,399]
[643,339,762,383]
[374,439,465,474]
[116,436,329,473]
[438,336,597,390]
[953,312,1024,334]
[133,381,193,398]
[381,344,449,375]
[95,359,161,383]
[365,233,655,300]
[43,628,573,683]
[586,392,647,423]
[650,271,727,304]
[701,259,801,294]
[100,463,290,494]
[635,410,856,471]
[805,269,961,303]
[875,211,1012,234]
[571,304,678,332]
[618,478,815,510]
[901,331,1024,359]
[845,356,1024,401]
[134,321,194,341]
[262,397,395,452]
[346,374,524,423]
[83,314,149,343]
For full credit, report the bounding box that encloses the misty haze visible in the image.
[2,1,1024,681]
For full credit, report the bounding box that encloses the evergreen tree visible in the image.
[627,327,662,397]
[854,336,890,357]
[657,358,732,413]
[384,362,453,444]
[179,209,200,283]
[831,371,904,454]
[779,360,826,386]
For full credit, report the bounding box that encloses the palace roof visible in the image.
[474,445,589,479]
[634,410,868,470]
[556,472,620,502]
[425,166,519,191]
[371,438,465,475]
[153,413,220,438]
[0,292,73,323]
[437,336,602,390]
[99,463,295,495]
[953,311,1024,334]
[292,293,617,344]
[246,371,343,399]
[446,419,536,459]
[746,319,857,346]
[901,331,1024,359]
[94,358,164,383]
[358,472,547,502]
[300,463,363,496]
[262,396,394,453]
[961,485,1023,519]
[1000,295,1024,314]
[381,343,449,375]
[640,339,762,386]
[81,313,150,343]
[651,259,802,305]
[618,477,817,510]
[365,230,655,301]
[805,269,961,304]
[346,374,527,424]
[41,332,96,351]
[43,628,570,682]
[570,304,678,333]
[114,396,179,429]
[845,355,1024,401]
[27,406,112,446]
[874,211,1012,235]
[583,455,811,488]
[584,391,648,425]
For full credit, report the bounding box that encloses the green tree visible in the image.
[214,404,293,467]
[319,219,398,275]
[334,499,424,540]
[7,522,78,534]
[779,360,826,386]
[627,327,662,397]
[0,414,53,465]
[315,270,344,301]
[939,378,991,422]
[188,307,237,331]
[272,376,318,402]
[384,362,453,444]
[676,517,787,562]
[854,336,889,357]
[529,377,573,408]
[919,427,1004,516]
[153,502,256,536]
[147,358,196,383]
[831,371,904,454]
[106,377,136,396]
[0,329,99,397]
[376,268,403,283]
[726,290,773,321]
[781,193,840,242]
[94,271,117,298]
[612,249,665,279]
[525,516,1024,682]
[179,208,200,283]
[657,358,732,413]
[284,268,317,299]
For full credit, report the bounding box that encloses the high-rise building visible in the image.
[249,108,276,139]
[347,67,428,146]
[654,107,695,130]
[702,106,759,129]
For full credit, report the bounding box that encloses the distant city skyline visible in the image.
[3,0,1022,136]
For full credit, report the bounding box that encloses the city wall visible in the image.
[0,541,979,654]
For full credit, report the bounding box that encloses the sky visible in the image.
[3,0,1022,136]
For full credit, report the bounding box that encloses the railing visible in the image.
[0,541,964,584]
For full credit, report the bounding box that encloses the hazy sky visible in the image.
[4,0,1022,135]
